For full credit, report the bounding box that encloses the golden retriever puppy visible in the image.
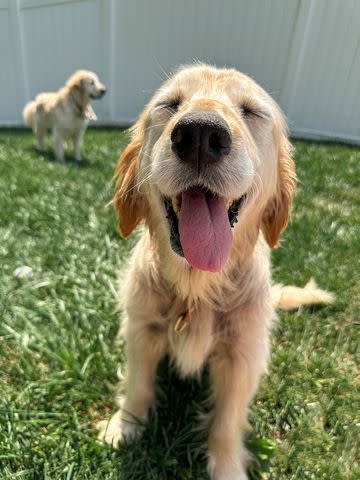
[98,64,333,479]
[23,70,106,162]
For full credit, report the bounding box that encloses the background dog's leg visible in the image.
[97,318,167,448]
[35,116,46,152]
[72,127,85,161]
[207,320,270,480]
[53,128,64,162]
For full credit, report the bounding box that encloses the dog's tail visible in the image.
[22,100,36,129]
[272,278,335,311]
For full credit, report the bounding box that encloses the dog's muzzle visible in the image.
[91,88,107,99]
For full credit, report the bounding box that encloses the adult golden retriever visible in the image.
[98,64,333,479]
[23,70,106,162]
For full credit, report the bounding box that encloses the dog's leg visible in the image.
[97,316,167,448]
[34,116,46,152]
[53,128,64,162]
[207,314,271,480]
[72,127,85,162]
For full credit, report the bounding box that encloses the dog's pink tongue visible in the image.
[179,191,232,272]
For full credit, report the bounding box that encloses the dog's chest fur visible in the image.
[165,298,215,377]
[53,103,87,136]
[163,263,270,378]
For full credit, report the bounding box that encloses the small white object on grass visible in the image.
[13,266,33,279]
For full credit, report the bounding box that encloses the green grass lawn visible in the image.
[0,129,359,480]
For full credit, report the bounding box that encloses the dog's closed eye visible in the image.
[158,98,183,114]
[240,104,269,119]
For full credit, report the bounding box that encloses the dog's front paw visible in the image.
[210,471,249,480]
[210,474,248,480]
[208,469,248,480]
[97,410,144,448]
[207,454,248,480]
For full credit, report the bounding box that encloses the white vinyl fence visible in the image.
[1,0,360,143]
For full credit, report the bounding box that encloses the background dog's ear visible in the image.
[112,134,148,237]
[74,78,85,92]
[261,136,297,247]
[68,72,86,102]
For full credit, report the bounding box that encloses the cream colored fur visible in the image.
[97,64,333,480]
[273,278,335,311]
[22,70,106,162]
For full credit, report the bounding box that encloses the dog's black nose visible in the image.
[171,112,231,166]
[100,87,107,95]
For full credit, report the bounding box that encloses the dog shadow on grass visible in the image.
[112,359,274,480]
[26,146,91,166]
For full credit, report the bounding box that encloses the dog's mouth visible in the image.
[163,187,246,272]
[90,91,106,99]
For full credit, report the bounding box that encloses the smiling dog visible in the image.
[23,70,106,162]
[98,64,333,479]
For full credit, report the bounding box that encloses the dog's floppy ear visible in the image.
[112,128,148,237]
[68,71,86,101]
[261,135,297,247]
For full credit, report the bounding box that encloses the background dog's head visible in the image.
[113,64,296,272]
[67,70,107,102]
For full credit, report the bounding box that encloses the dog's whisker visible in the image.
[142,122,168,133]
[152,56,172,81]
[118,159,173,198]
